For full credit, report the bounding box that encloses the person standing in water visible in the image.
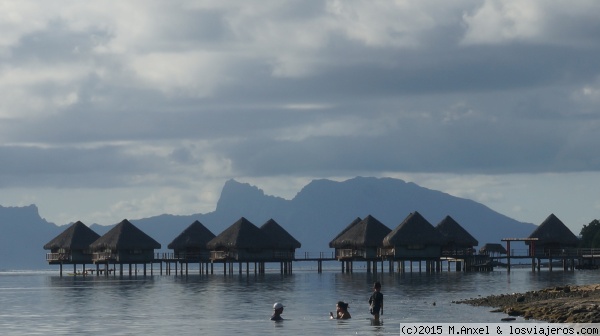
[271,302,285,321]
[369,282,383,321]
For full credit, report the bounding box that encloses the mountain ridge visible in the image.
[0,176,540,270]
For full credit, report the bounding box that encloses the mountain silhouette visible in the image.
[0,177,540,270]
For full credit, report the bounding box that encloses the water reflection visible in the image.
[0,269,595,335]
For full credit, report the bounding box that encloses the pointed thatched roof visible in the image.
[479,243,507,254]
[383,211,446,246]
[43,221,100,250]
[167,220,216,250]
[435,215,478,247]
[260,219,301,249]
[207,217,274,250]
[329,215,391,248]
[89,219,161,250]
[328,217,362,247]
[528,213,580,246]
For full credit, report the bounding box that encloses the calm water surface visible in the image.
[0,266,597,335]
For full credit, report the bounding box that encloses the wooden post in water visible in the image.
[506,240,511,272]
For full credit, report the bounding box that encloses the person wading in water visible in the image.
[369,282,383,321]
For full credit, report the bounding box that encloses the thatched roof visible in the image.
[329,215,391,248]
[383,211,446,246]
[207,217,274,250]
[43,221,100,250]
[167,220,216,250]
[435,215,479,247]
[260,219,301,249]
[89,219,161,250]
[328,217,362,247]
[479,243,507,254]
[528,213,580,246]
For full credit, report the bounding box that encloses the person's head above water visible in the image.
[336,301,349,310]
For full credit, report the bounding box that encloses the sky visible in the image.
[1,1,600,235]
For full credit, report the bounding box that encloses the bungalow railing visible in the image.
[46,253,70,261]
[210,251,238,260]
[532,248,592,257]
[378,248,394,257]
[294,251,335,260]
[441,249,475,256]
[155,252,176,260]
[93,252,116,261]
[336,249,365,258]
[576,248,600,256]
[499,248,589,258]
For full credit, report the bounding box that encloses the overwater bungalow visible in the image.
[43,221,100,275]
[382,211,445,260]
[168,220,216,261]
[329,215,391,273]
[207,217,275,263]
[479,243,507,257]
[527,213,580,256]
[435,215,478,256]
[260,219,301,274]
[90,219,161,275]
[259,218,301,260]
[329,215,391,260]
[524,214,580,271]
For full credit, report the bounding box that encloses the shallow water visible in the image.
[0,267,597,335]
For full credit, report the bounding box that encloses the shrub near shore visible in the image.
[455,284,600,323]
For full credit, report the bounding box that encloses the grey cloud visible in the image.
[0,145,165,188]
[9,20,109,64]
[2,1,600,191]
[219,109,600,177]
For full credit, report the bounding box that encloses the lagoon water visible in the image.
[1,265,597,335]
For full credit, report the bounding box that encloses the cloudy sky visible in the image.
[1,0,600,234]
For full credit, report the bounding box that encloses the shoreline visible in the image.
[455,284,600,323]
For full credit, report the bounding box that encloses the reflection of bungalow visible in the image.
[329,215,391,260]
[90,219,161,264]
[260,219,301,261]
[168,220,216,261]
[207,217,274,262]
[435,215,478,256]
[44,221,100,275]
[527,213,580,256]
[479,243,507,257]
[382,211,445,260]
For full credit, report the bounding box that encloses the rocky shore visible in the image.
[454,284,600,323]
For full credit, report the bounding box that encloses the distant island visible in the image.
[1,177,538,270]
